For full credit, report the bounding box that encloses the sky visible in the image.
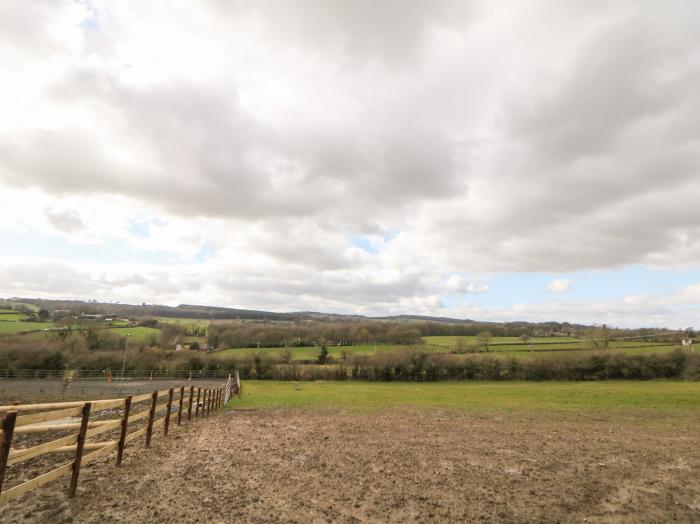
[1,0,699,328]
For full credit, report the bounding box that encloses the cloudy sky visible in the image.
[1,1,699,327]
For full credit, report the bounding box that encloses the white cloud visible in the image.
[445,275,489,294]
[0,1,699,326]
[547,279,573,294]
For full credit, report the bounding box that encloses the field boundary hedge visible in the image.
[234,349,700,381]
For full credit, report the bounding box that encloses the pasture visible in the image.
[209,336,680,362]
[0,321,53,334]
[106,326,161,342]
[154,316,211,327]
[0,310,29,321]
[211,343,405,360]
[423,335,579,346]
[234,380,700,412]
[2,379,698,522]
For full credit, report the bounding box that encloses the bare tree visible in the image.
[477,331,492,352]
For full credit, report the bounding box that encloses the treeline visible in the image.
[18,299,304,321]
[416,321,578,337]
[233,348,699,382]
[415,321,689,340]
[207,321,423,348]
[0,337,233,376]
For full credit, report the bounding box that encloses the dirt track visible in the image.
[1,407,699,523]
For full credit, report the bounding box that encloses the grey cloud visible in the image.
[45,208,85,233]
[509,15,695,167]
[2,0,700,293]
[212,0,473,66]
[1,65,466,226]
[0,0,75,60]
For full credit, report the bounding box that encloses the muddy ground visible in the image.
[1,406,698,523]
[0,379,224,404]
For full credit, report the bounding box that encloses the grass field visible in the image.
[212,344,406,360]
[466,344,680,360]
[234,380,700,413]
[107,326,161,342]
[423,335,677,354]
[210,338,680,361]
[0,300,38,312]
[0,311,30,321]
[0,321,53,334]
[423,335,579,346]
[154,317,211,327]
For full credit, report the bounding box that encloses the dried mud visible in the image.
[1,407,699,523]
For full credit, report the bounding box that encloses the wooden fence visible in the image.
[0,373,238,504]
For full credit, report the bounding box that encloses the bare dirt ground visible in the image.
[0,379,224,404]
[1,407,698,523]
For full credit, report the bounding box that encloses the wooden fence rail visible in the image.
[0,373,239,504]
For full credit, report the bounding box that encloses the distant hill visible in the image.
[373,314,476,324]
[1,297,603,334]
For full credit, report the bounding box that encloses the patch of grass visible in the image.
[154,317,211,327]
[423,336,580,347]
[233,380,700,413]
[424,336,677,354]
[480,345,679,360]
[0,312,30,321]
[0,321,53,334]
[212,344,406,360]
[107,326,161,342]
[0,300,39,312]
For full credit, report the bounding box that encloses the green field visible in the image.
[455,345,679,361]
[0,300,38,312]
[0,321,53,334]
[0,311,30,321]
[423,335,677,354]
[423,335,579,346]
[154,317,211,327]
[212,344,406,360]
[107,326,161,342]
[211,337,680,361]
[233,380,700,413]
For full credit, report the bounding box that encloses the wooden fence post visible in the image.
[145,391,158,448]
[177,386,184,425]
[206,389,211,415]
[195,388,201,418]
[188,386,194,420]
[164,388,174,437]
[68,402,91,498]
[116,396,132,466]
[0,411,17,493]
